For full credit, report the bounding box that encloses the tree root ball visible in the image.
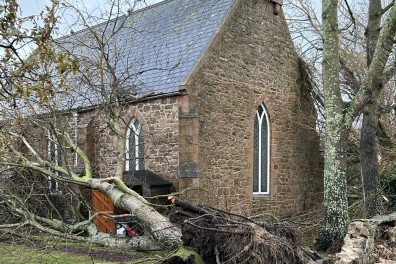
[168,201,330,264]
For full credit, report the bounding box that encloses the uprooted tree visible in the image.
[0,0,181,250]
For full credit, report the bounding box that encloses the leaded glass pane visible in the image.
[127,119,145,171]
[133,118,139,128]
[128,129,136,171]
[48,135,61,193]
[57,149,62,167]
[261,113,268,192]
[138,127,145,170]
[253,115,259,193]
[49,139,61,166]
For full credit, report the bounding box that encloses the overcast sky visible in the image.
[18,0,321,18]
[18,0,163,16]
[16,0,163,35]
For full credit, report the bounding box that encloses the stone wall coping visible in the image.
[351,212,396,224]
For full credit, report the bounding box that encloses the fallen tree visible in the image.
[0,123,181,250]
[0,155,181,250]
[0,0,183,251]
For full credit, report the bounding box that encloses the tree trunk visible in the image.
[360,98,384,217]
[360,0,384,218]
[315,121,350,250]
[315,0,350,250]
[89,179,182,247]
[85,223,163,250]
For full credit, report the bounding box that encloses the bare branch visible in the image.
[383,0,396,15]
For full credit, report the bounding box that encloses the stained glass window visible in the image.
[126,118,145,171]
[253,104,270,194]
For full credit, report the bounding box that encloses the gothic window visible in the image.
[48,134,62,194]
[253,104,270,194]
[126,118,145,171]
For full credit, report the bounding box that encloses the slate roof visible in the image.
[56,0,236,109]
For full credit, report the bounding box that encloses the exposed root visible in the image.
[168,198,330,264]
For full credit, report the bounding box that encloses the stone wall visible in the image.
[336,213,396,264]
[76,96,180,189]
[181,0,322,216]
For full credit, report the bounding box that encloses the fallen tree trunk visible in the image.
[0,170,181,250]
[89,179,182,248]
[0,128,183,250]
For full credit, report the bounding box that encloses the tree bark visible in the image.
[316,123,350,250]
[360,0,384,218]
[316,0,396,250]
[315,0,349,250]
[361,98,384,217]
[90,179,182,247]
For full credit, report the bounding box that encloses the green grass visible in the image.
[0,236,169,264]
[0,242,101,264]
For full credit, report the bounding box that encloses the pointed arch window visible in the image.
[253,104,270,195]
[48,133,62,194]
[126,118,145,171]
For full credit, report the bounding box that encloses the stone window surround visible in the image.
[253,103,270,196]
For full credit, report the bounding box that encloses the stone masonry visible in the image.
[336,213,396,264]
[178,0,322,216]
[75,96,180,190]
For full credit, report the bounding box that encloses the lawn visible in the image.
[0,237,166,264]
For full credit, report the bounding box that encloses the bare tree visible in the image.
[285,0,396,249]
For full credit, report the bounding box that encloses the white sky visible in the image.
[18,0,163,16]
[17,0,163,35]
[19,0,321,18]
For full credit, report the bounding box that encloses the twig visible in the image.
[215,246,221,264]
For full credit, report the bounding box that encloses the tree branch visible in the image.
[339,57,360,93]
[381,60,396,85]
[383,0,396,15]
[344,2,396,125]
[378,102,396,114]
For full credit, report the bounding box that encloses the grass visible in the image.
[0,235,167,264]
[0,242,101,264]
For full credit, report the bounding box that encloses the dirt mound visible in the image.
[168,196,330,264]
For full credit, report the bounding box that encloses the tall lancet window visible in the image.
[126,118,145,171]
[253,103,270,194]
[48,133,62,194]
